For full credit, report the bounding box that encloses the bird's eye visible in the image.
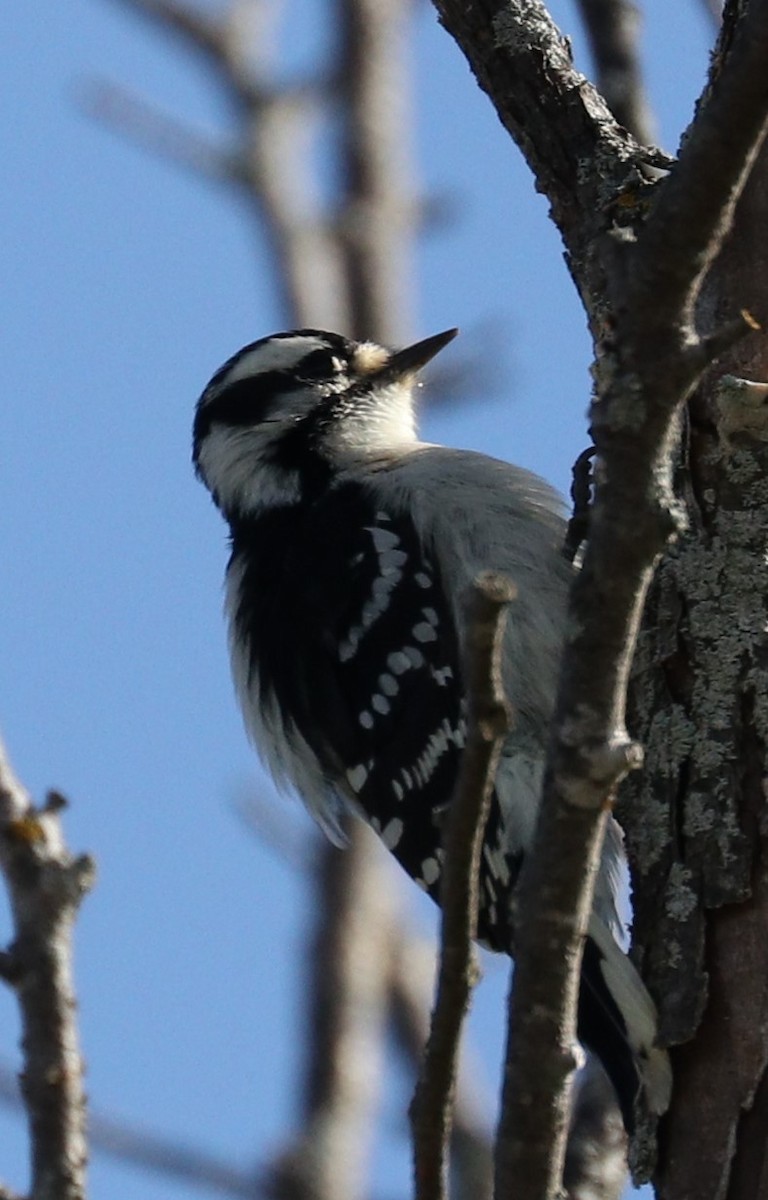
[297,350,345,381]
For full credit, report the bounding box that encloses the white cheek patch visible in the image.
[217,336,330,387]
[198,425,302,513]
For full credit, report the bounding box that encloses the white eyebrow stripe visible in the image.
[215,337,330,387]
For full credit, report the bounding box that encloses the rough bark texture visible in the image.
[621,134,768,1200]
[430,0,656,331]
[0,748,94,1200]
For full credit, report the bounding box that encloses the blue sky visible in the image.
[1,2,713,1196]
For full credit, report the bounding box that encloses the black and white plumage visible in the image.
[193,327,671,1132]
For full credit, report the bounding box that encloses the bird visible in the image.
[192,326,671,1133]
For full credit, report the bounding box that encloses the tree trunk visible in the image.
[620,136,768,1200]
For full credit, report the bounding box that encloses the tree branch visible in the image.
[337,0,417,343]
[0,1060,264,1200]
[410,574,514,1200]
[99,0,350,327]
[389,936,494,1200]
[428,0,657,312]
[626,1,768,327]
[80,80,247,184]
[575,0,656,146]
[0,743,94,1200]
[269,830,402,1200]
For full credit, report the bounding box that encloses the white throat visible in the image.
[325,379,419,459]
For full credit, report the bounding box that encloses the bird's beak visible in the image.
[374,328,459,384]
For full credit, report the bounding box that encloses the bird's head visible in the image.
[193,327,457,516]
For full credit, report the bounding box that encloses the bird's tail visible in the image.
[578,915,672,1133]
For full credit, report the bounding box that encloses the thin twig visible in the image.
[389,936,494,1200]
[269,829,402,1200]
[410,573,514,1200]
[98,0,348,327]
[79,80,247,184]
[103,0,227,62]
[0,1061,262,1200]
[0,743,95,1200]
[234,789,312,872]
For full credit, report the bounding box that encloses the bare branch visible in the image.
[269,829,402,1200]
[79,80,247,184]
[389,938,494,1200]
[234,789,312,872]
[94,0,348,328]
[428,0,653,306]
[0,1060,264,1200]
[0,743,94,1200]
[410,574,514,1200]
[626,8,768,327]
[102,0,232,69]
[337,0,417,343]
[574,0,656,146]
[249,93,350,330]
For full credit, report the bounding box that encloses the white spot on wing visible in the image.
[387,651,411,675]
[367,526,400,552]
[380,549,408,569]
[346,764,369,793]
[373,575,397,598]
[420,858,440,887]
[379,673,399,696]
[412,622,437,643]
[483,841,511,888]
[339,639,356,662]
[381,818,404,849]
